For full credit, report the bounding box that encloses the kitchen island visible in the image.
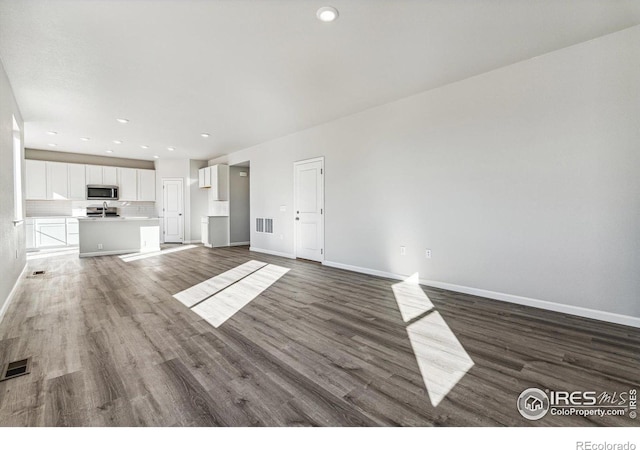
[78,217,160,257]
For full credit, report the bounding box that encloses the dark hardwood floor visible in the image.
[0,245,637,426]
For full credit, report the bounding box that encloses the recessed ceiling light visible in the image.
[116,118,129,124]
[80,137,90,141]
[153,155,159,159]
[201,133,210,138]
[47,131,57,135]
[317,6,338,22]
[140,145,149,149]
[106,150,113,154]
[48,143,57,147]
[167,147,175,151]
[113,140,122,144]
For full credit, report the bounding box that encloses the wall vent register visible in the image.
[256,218,273,234]
[0,358,32,382]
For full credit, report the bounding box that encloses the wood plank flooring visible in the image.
[0,245,638,426]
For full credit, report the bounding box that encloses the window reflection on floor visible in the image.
[26,247,79,260]
[119,244,197,262]
[173,261,290,328]
[392,273,474,406]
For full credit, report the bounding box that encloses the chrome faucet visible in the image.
[102,201,108,218]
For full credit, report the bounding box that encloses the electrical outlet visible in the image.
[98,243,103,250]
[400,246,406,256]
[279,234,284,240]
[280,205,286,212]
[425,249,432,259]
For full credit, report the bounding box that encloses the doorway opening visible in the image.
[229,161,250,247]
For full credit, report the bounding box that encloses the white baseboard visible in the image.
[0,263,27,325]
[230,241,250,247]
[79,247,161,258]
[322,260,640,329]
[249,247,295,259]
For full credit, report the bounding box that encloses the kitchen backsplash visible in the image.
[26,200,157,218]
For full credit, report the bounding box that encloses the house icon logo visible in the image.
[517,388,550,420]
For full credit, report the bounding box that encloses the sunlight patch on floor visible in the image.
[406,311,475,406]
[173,260,290,328]
[192,264,290,328]
[392,272,434,322]
[27,247,79,260]
[392,273,474,407]
[173,260,267,307]
[119,244,197,262]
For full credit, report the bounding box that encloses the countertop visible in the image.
[78,216,159,222]
[26,216,85,219]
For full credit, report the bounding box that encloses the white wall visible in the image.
[211,26,640,323]
[0,57,25,316]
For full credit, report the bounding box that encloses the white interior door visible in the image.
[163,178,184,243]
[294,157,324,262]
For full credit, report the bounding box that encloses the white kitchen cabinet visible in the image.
[68,163,86,200]
[35,218,67,247]
[85,165,103,185]
[103,166,117,185]
[137,169,156,201]
[26,160,47,200]
[46,162,69,200]
[199,165,228,198]
[66,218,79,246]
[118,167,138,201]
[208,164,229,200]
[27,217,79,248]
[86,165,117,186]
[198,167,211,188]
[201,216,229,248]
[25,219,35,250]
[201,217,209,246]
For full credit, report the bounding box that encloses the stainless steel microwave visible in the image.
[86,185,119,200]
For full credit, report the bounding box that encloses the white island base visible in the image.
[78,217,160,257]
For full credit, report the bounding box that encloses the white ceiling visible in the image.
[1,0,639,162]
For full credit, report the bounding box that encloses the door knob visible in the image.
[295,217,300,221]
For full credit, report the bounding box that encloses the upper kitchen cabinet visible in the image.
[85,165,103,185]
[26,160,83,200]
[86,165,117,185]
[137,169,156,201]
[211,164,229,200]
[26,160,47,200]
[103,166,117,185]
[198,167,211,188]
[201,164,228,200]
[68,163,86,200]
[118,167,138,201]
[46,162,69,200]
[26,160,155,202]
